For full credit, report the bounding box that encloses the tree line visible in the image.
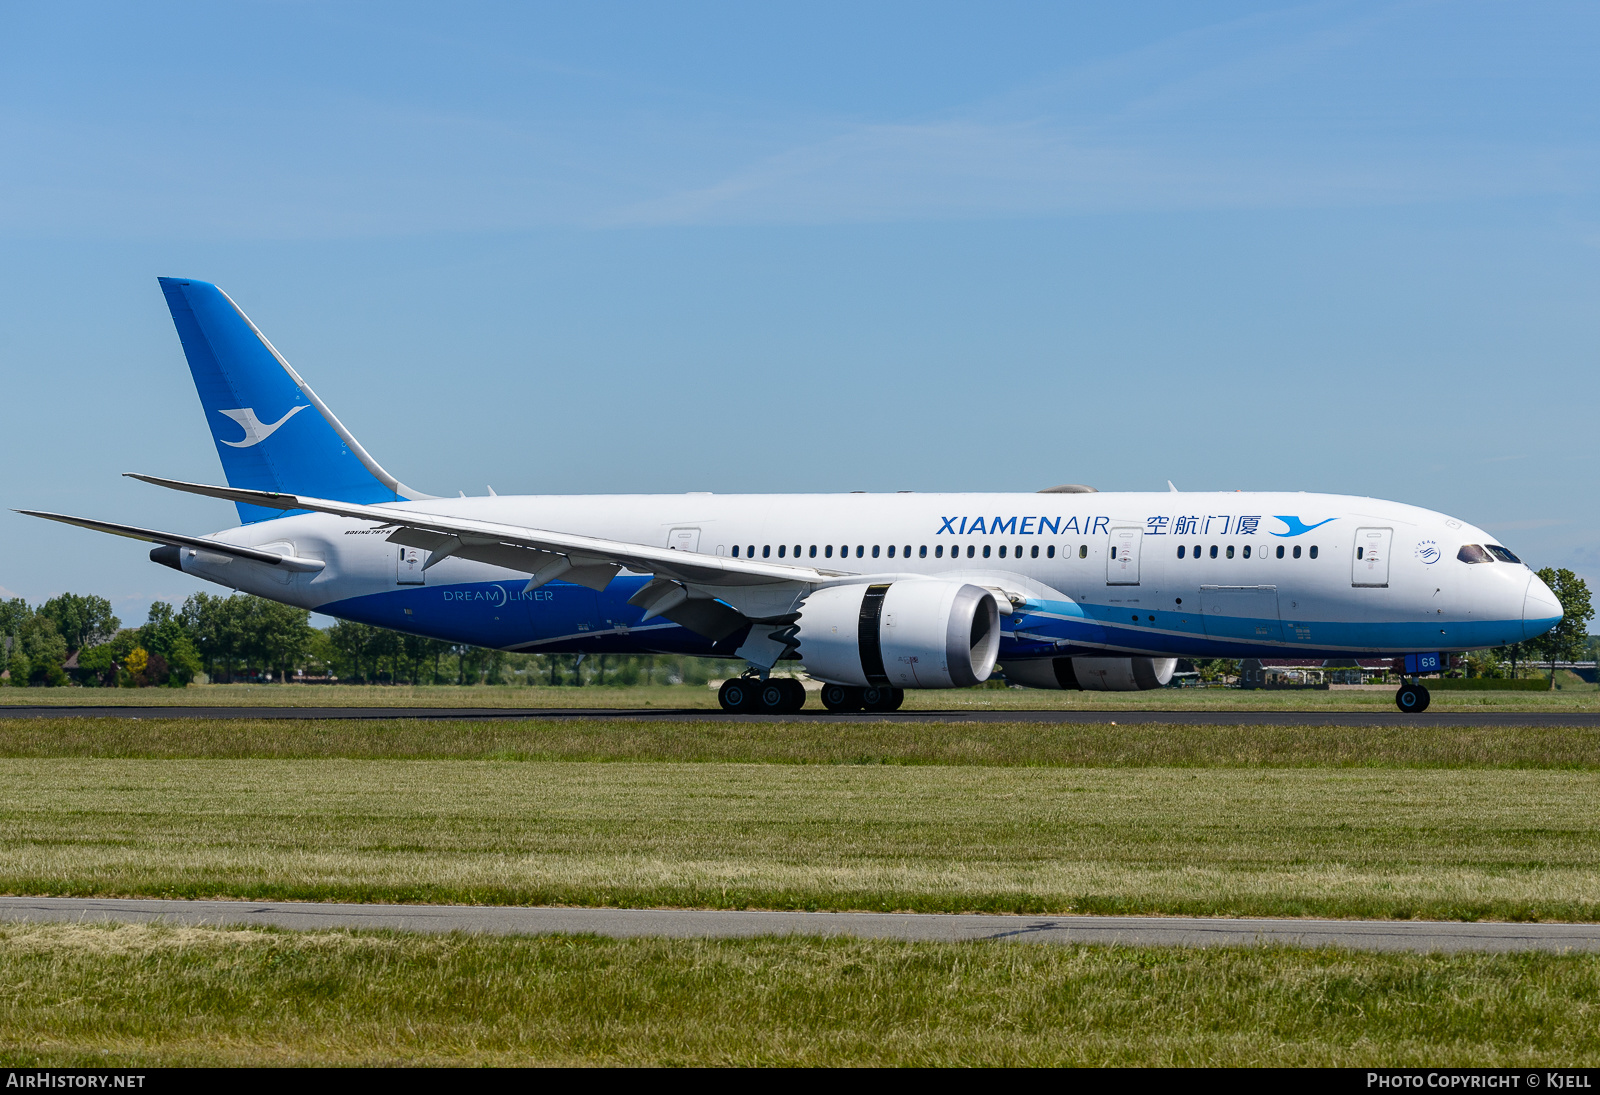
[0,591,749,688]
[1,567,1592,689]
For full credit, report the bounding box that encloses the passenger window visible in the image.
[919,545,927,558]
[935,545,943,558]
[1310,545,1319,560]
[1487,545,1521,564]
[1242,545,1251,559]
[763,545,770,558]
[1276,545,1284,559]
[824,545,833,558]
[1031,545,1039,559]
[1458,544,1493,564]
[968,546,976,558]
[1226,545,1234,559]
[856,545,864,558]
[1078,545,1087,559]
[982,545,991,558]
[1110,546,1117,560]
[1047,545,1055,558]
[998,545,1007,558]
[1293,545,1302,559]
[873,545,881,558]
[887,545,895,558]
[806,545,814,558]
[905,545,912,558]
[1209,545,1218,559]
[1015,544,1022,558]
[1357,547,1363,560]
[1177,546,1185,559]
[731,545,739,557]
[778,545,786,558]
[1193,544,1200,559]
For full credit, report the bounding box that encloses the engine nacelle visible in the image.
[795,580,1001,689]
[1000,656,1177,691]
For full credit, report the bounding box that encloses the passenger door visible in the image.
[1351,528,1392,588]
[397,546,425,585]
[1106,527,1142,585]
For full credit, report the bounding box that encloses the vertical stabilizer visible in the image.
[158,277,427,522]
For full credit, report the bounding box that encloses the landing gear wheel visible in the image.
[719,677,758,713]
[860,686,904,713]
[820,683,862,713]
[780,678,807,712]
[754,680,791,714]
[1395,683,1431,713]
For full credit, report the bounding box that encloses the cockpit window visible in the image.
[1486,545,1521,564]
[1457,544,1493,564]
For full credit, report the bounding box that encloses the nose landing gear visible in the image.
[1395,682,1431,713]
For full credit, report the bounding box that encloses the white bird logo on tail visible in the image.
[217,405,308,448]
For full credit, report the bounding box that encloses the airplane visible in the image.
[20,278,1563,714]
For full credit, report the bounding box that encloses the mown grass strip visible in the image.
[3,717,1599,768]
[3,759,1598,921]
[0,923,1595,1066]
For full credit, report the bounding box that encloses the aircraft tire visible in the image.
[780,678,807,712]
[861,686,904,713]
[820,683,862,713]
[719,678,758,713]
[1395,683,1431,713]
[753,680,791,715]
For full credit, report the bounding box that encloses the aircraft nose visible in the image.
[1523,574,1563,640]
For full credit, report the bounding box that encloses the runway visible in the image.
[1,897,1594,952]
[2,704,1598,726]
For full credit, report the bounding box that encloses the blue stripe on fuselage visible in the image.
[317,580,1526,662]
[317,575,746,656]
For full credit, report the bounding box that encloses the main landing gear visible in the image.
[819,683,905,713]
[1394,682,1431,713]
[718,676,807,714]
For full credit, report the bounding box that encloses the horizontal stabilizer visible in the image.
[15,510,325,572]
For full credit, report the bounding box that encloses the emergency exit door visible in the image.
[1106,527,1142,585]
[1351,527,1392,587]
[667,527,701,553]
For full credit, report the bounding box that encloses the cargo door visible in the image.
[1106,526,1142,585]
[1200,584,1284,642]
[1352,528,1392,587]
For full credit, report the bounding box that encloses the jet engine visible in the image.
[1000,656,1177,691]
[794,580,1001,689]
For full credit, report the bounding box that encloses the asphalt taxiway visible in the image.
[1,705,1597,726]
[1,897,1594,953]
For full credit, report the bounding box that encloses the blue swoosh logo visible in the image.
[1270,515,1337,537]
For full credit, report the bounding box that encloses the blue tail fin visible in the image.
[158,278,427,523]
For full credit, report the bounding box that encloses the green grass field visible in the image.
[1,719,1596,920]
[4,923,1597,1066]
[3,715,1596,1065]
[2,680,1595,709]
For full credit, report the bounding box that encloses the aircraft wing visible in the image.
[15,510,326,572]
[123,473,848,599]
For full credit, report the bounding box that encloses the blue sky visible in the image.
[2,1,1598,622]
